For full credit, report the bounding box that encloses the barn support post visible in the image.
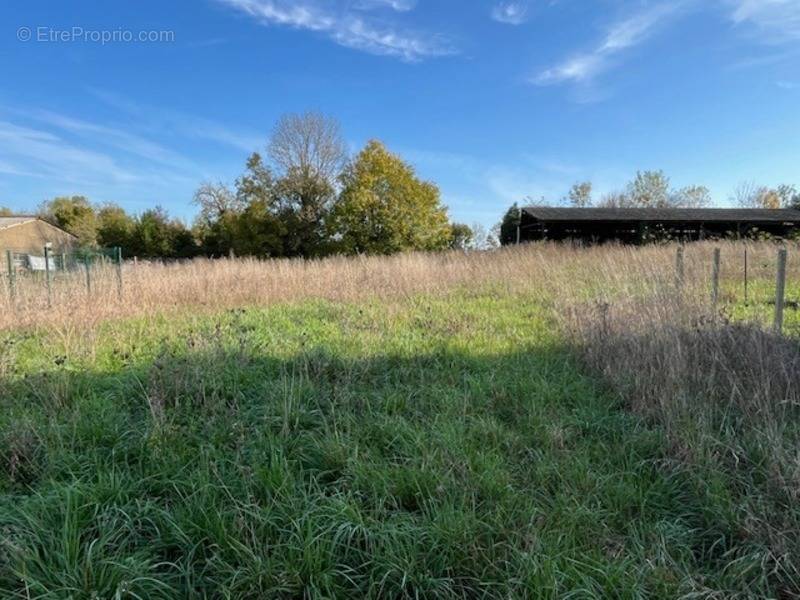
[675,245,685,292]
[114,247,123,300]
[711,247,721,310]
[6,250,15,300]
[84,255,92,298]
[774,247,788,334]
[44,245,53,308]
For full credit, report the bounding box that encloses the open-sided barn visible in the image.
[519,207,800,244]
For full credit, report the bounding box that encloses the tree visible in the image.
[671,185,711,208]
[269,112,347,185]
[627,170,671,208]
[329,140,452,255]
[596,191,634,208]
[449,223,474,250]
[268,112,347,257]
[0,207,12,216]
[38,195,98,246]
[498,203,522,246]
[232,153,285,257]
[193,181,242,224]
[128,207,196,259]
[568,181,593,207]
[471,223,499,250]
[96,203,135,249]
[732,181,780,209]
[776,184,800,209]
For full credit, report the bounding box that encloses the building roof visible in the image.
[0,216,78,238]
[0,216,38,230]
[522,207,800,223]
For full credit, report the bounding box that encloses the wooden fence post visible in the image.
[115,247,123,300]
[744,246,749,305]
[774,247,788,333]
[6,250,15,300]
[675,245,685,291]
[84,255,92,298]
[44,245,52,308]
[711,247,721,309]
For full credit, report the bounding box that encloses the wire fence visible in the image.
[4,246,123,309]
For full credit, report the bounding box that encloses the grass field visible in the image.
[2,243,799,598]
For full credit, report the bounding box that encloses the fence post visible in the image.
[744,246,749,305]
[774,247,788,334]
[115,247,123,300]
[711,247,721,309]
[516,225,521,245]
[84,255,92,298]
[675,245,685,291]
[44,245,52,308]
[6,250,15,300]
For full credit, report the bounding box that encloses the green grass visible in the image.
[0,290,786,597]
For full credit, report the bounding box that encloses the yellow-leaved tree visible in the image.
[329,140,452,255]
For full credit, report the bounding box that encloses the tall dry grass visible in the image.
[1,241,795,331]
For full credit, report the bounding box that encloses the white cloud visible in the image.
[217,0,454,61]
[492,2,529,25]
[534,2,684,86]
[728,0,800,41]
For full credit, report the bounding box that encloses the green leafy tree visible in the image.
[330,140,451,255]
[449,223,474,250]
[96,203,135,249]
[0,207,13,216]
[129,207,196,259]
[38,195,98,246]
[498,203,521,246]
[232,153,285,257]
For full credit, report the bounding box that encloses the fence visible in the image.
[4,246,123,308]
[674,243,795,334]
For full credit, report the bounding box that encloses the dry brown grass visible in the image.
[2,240,795,332]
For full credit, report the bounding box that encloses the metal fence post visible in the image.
[6,250,15,300]
[774,247,788,334]
[711,247,721,309]
[44,245,52,308]
[115,247,123,300]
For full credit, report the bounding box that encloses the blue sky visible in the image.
[1,0,799,227]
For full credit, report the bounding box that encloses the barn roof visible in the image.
[0,216,78,238]
[522,207,800,223]
[0,216,38,230]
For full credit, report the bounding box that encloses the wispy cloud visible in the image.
[491,2,529,25]
[353,0,416,11]
[86,88,263,152]
[216,0,455,61]
[728,0,800,41]
[0,120,138,186]
[534,2,685,86]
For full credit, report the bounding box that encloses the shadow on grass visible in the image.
[0,340,774,599]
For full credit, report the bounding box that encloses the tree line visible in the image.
[498,171,800,245]
[15,113,482,259]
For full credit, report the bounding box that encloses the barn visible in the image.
[0,216,78,261]
[519,207,800,244]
